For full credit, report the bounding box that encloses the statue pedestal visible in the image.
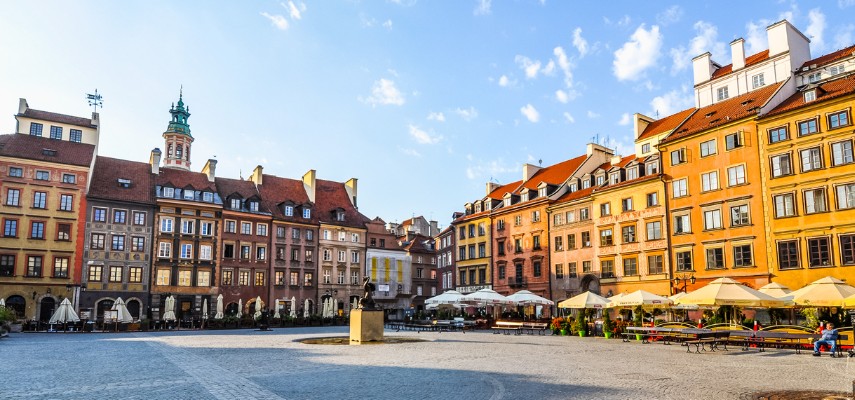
[350,309,384,344]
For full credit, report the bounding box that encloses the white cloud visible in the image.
[587,110,600,119]
[563,112,575,123]
[498,74,517,87]
[520,104,540,123]
[669,21,725,74]
[745,20,768,54]
[834,24,855,49]
[474,0,492,16]
[841,0,855,8]
[427,112,445,122]
[383,19,393,30]
[649,87,693,117]
[618,113,631,126]
[260,12,289,30]
[515,55,543,79]
[541,60,556,76]
[806,8,827,52]
[613,24,663,81]
[455,107,479,121]
[361,79,405,106]
[401,148,422,157]
[553,46,574,89]
[555,90,569,103]
[572,28,588,57]
[656,5,683,26]
[285,1,305,20]
[409,124,442,144]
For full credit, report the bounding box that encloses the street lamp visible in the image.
[673,274,696,294]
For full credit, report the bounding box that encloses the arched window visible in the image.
[226,302,238,316]
[97,299,115,320]
[167,144,173,157]
[6,295,25,319]
[175,145,183,159]
[126,299,141,320]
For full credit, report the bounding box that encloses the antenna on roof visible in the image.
[86,89,104,113]
[655,109,659,118]
[538,159,542,166]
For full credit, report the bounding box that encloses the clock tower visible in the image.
[162,89,194,170]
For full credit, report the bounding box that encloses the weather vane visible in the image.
[86,89,104,113]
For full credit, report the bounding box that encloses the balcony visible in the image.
[508,277,527,288]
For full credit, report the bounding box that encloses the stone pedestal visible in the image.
[350,309,384,344]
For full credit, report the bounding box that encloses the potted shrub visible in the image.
[633,305,644,340]
[550,317,564,335]
[602,311,614,339]
[575,314,587,337]
[0,306,16,336]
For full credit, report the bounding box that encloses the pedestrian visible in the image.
[813,322,839,357]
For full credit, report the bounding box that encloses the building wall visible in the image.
[317,223,366,314]
[435,230,455,292]
[270,221,317,316]
[15,115,99,146]
[491,200,550,299]
[453,213,492,294]
[548,199,596,300]
[218,210,272,315]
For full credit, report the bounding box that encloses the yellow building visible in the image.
[758,63,855,289]
[453,182,508,294]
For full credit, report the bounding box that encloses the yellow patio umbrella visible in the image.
[675,278,788,307]
[789,276,855,307]
[758,282,793,300]
[842,293,855,307]
[609,290,673,309]
[557,291,610,309]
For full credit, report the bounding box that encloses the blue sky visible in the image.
[2,1,854,229]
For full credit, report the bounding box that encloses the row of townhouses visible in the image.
[0,92,439,322]
[442,20,855,304]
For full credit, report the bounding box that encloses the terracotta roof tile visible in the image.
[400,233,435,253]
[215,177,271,215]
[17,108,96,128]
[554,186,595,203]
[315,179,369,228]
[87,156,155,204]
[156,167,217,191]
[663,82,783,143]
[486,180,522,200]
[800,44,855,70]
[711,50,770,79]
[517,154,587,193]
[256,174,313,221]
[765,74,855,117]
[637,108,696,141]
[0,134,95,167]
[594,173,660,194]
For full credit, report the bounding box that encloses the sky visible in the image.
[2,1,854,229]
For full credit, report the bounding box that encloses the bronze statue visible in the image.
[359,276,377,310]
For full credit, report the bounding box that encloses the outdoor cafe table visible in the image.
[623,326,685,344]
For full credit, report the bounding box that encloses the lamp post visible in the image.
[673,274,696,294]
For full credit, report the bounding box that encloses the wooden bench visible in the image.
[492,321,523,335]
[684,331,729,353]
[521,322,549,335]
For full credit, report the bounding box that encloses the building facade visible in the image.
[435,225,455,292]
[366,217,410,319]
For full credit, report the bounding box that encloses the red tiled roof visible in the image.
[452,209,490,224]
[594,173,660,194]
[216,177,270,214]
[517,154,587,193]
[0,134,95,167]
[256,174,313,221]
[315,179,369,228]
[487,180,522,200]
[17,108,96,128]
[401,233,435,253]
[87,156,155,204]
[637,108,696,141]
[711,50,770,79]
[554,186,595,203]
[663,82,783,143]
[765,74,855,117]
[156,167,217,191]
[800,44,855,70]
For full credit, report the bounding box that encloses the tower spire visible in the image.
[161,88,194,171]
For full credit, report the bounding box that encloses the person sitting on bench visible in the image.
[813,322,839,357]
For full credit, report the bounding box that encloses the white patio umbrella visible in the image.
[49,298,80,324]
[788,276,855,307]
[236,299,243,318]
[111,297,134,323]
[273,299,282,319]
[333,298,339,316]
[676,278,788,307]
[507,290,555,306]
[0,298,5,307]
[352,297,359,310]
[215,294,224,319]
[254,296,263,319]
[162,295,176,321]
[290,297,297,318]
[322,298,329,318]
[460,289,514,305]
[304,299,310,318]
[426,290,465,306]
[557,291,610,309]
[610,290,673,309]
[668,292,700,310]
[202,298,209,320]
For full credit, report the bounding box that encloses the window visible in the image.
[129,267,142,283]
[284,206,294,216]
[717,86,729,101]
[478,243,486,257]
[646,161,659,175]
[162,187,174,198]
[674,215,690,234]
[808,237,831,267]
[181,219,195,235]
[642,143,651,154]
[773,193,796,217]
[27,256,43,277]
[157,242,171,258]
[798,119,818,136]
[830,65,845,75]
[531,210,541,222]
[179,244,192,259]
[351,251,360,263]
[700,139,717,157]
[305,249,313,262]
[352,233,360,243]
[832,141,854,166]
[556,263,564,279]
[223,243,235,258]
[33,170,48,182]
[241,222,251,235]
[88,265,102,282]
[0,255,13,277]
[255,272,265,286]
[239,271,250,286]
[178,270,192,286]
[600,229,613,246]
[840,235,855,266]
[730,204,750,226]
[198,270,211,286]
[837,183,855,209]
[646,192,658,207]
[156,269,171,285]
[621,198,633,212]
[5,188,20,206]
[670,149,686,165]
[648,255,664,274]
[30,221,45,239]
[53,257,68,278]
[90,233,105,250]
[338,231,346,241]
[706,248,724,269]
[131,236,145,252]
[808,72,821,83]
[62,174,76,184]
[768,126,788,144]
[338,250,346,262]
[554,213,563,225]
[28,122,44,136]
[49,125,62,139]
[622,225,636,243]
[111,235,125,251]
[291,228,301,240]
[55,224,71,242]
[567,234,576,250]
[672,179,688,198]
[70,129,82,142]
[703,209,722,230]
[200,221,213,236]
[733,245,753,267]
[752,73,765,88]
[241,245,251,259]
[800,147,823,172]
[248,201,259,212]
[338,269,346,284]
[303,208,311,219]
[626,167,638,181]
[600,203,611,217]
[804,89,816,101]
[304,272,313,287]
[727,165,746,186]
[132,211,146,225]
[804,188,828,214]
[514,238,522,253]
[3,219,17,237]
[529,235,539,250]
[222,270,233,285]
[323,249,332,261]
[725,132,743,150]
[581,231,591,247]
[554,236,563,251]
[160,217,174,232]
[533,260,542,277]
[701,171,719,192]
[109,266,123,282]
[601,260,615,278]
[828,111,850,129]
[224,220,236,233]
[257,223,267,236]
[200,245,212,260]
[609,173,620,185]
[770,154,792,177]
[182,189,194,200]
[306,230,313,241]
[567,262,577,277]
[291,248,299,261]
[580,208,590,220]
[646,221,662,240]
[203,192,213,202]
[514,215,522,226]
[8,167,23,178]
[623,258,638,276]
[33,192,47,209]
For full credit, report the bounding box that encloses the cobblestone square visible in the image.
[1,328,853,399]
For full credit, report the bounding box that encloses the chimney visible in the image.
[149,148,161,175]
[633,113,654,140]
[486,182,501,195]
[586,142,614,157]
[17,98,28,115]
[522,163,541,182]
[730,38,746,71]
[429,220,439,236]
[610,154,623,166]
[250,165,263,186]
[345,178,358,208]
[302,170,316,203]
[201,159,217,182]
[766,19,812,66]
[692,52,716,85]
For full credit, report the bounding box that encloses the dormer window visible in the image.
[336,210,345,221]
[609,173,620,185]
[284,205,294,216]
[521,191,529,202]
[485,201,492,210]
[249,201,259,212]
[808,72,821,83]
[117,178,131,188]
[596,175,605,186]
[504,196,512,207]
[163,187,174,198]
[569,183,578,192]
[42,149,57,156]
[538,187,547,197]
[302,208,311,219]
[203,192,213,202]
[830,65,844,76]
[646,161,659,175]
[626,167,638,181]
[582,180,591,189]
[474,202,481,213]
[804,90,817,103]
[230,198,241,209]
[183,189,194,200]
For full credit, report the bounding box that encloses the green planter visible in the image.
[636,334,642,341]
[559,329,567,336]
[578,331,586,337]
[604,332,613,339]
